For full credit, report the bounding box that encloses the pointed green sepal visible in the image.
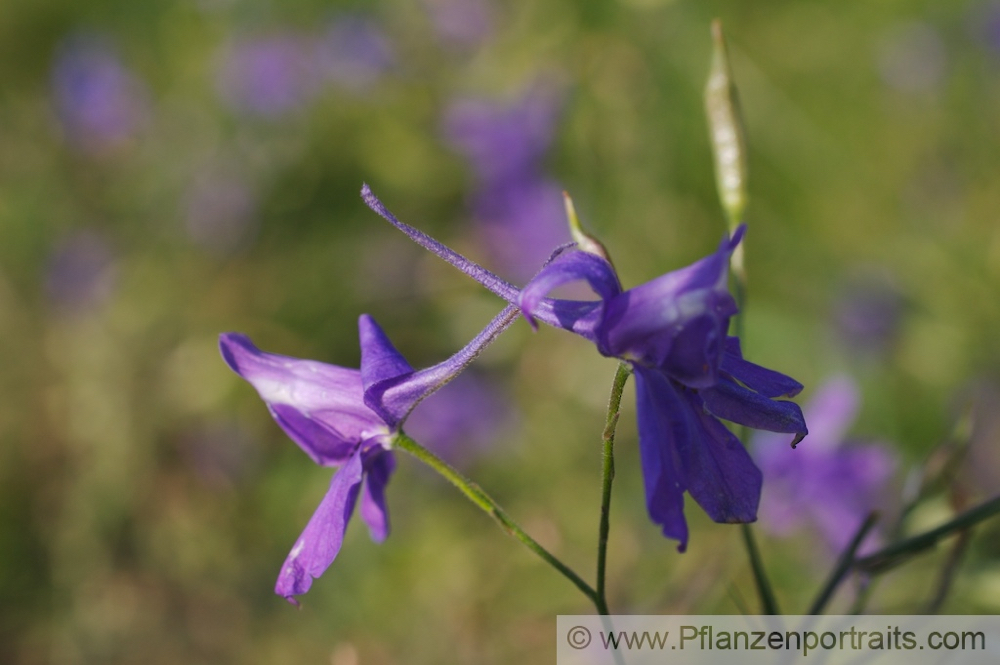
[564,191,614,267]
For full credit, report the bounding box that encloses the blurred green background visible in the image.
[3,0,1000,663]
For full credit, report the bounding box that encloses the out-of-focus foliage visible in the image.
[2,1,1000,663]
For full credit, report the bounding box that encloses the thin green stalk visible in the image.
[393,432,599,607]
[730,232,780,615]
[741,524,780,614]
[855,494,1000,575]
[808,512,878,615]
[924,528,971,613]
[596,362,632,615]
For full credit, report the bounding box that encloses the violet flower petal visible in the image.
[634,367,690,550]
[720,337,804,399]
[518,250,623,330]
[275,448,365,603]
[793,375,858,452]
[359,448,395,543]
[675,389,762,527]
[219,333,382,465]
[359,314,413,390]
[700,377,808,446]
[599,229,742,386]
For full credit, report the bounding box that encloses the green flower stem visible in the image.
[855,494,1000,575]
[740,523,780,614]
[595,362,632,615]
[393,432,599,607]
[729,228,780,615]
[924,528,971,613]
[807,512,879,615]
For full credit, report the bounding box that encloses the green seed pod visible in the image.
[705,19,748,229]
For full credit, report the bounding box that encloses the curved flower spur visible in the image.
[363,184,807,551]
[220,304,518,603]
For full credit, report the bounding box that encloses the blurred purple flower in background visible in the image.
[753,376,896,553]
[421,0,494,49]
[183,167,259,253]
[217,33,317,117]
[403,371,515,466]
[180,419,259,490]
[51,34,148,152]
[876,21,947,94]
[444,89,558,185]
[443,87,570,281]
[45,230,118,312]
[832,274,906,359]
[967,1,1000,55]
[317,16,395,91]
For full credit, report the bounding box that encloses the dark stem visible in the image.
[855,494,1000,574]
[595,362,632,615]
[807,512,879,615]
[924,528,972,614]
[741,523,781,614]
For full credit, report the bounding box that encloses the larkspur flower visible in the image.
[45,230,118,312]
[51,34,149,152]
[362,185,807,551]
[752,376,895,553]
[217,33,317,117]
[220,305,516,602]
[317,16,395,91]
[443,89,569,281]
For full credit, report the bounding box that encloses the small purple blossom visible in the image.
[51,35,148,152]
[217,33,317,117]
[421,0,494,48]
[183,167,258,253]
[316,17,394,91]
[443,90,570,281]
[180,419,259,489]
[220,305,516,602]
[45,230,118,312]
[362,185,807,551]
[443,90,559,187]
[404,371,515,464]
[832,275,905,358]
[968,1,1000,55]
[753,376,896,553]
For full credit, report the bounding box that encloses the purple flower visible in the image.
[443,89,569,281]
[832,275,905,359]
[220,305,516,602]
[968,1,1000,55]
[183,167,258,253]
[362,185,807,551]
[421,0,494,49]
[317,17,394,91]
[51,34,148,152]
[45,229,118,312]
[217,33,317,117]
[403,371,515,464]
[443,90,559,188]
[752,376,896,553]
[472,178,570,283]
